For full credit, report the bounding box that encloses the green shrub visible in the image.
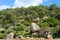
[0,33,6,39]
[51,25,60,38]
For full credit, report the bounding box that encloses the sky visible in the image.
[0,0,60,10]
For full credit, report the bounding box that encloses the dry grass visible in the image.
[0,38,60,40]
[5,38,52,40]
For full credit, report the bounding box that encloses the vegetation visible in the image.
[0,4,60,38]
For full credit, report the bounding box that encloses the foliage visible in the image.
[0,4,60,38]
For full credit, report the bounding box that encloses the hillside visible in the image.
[0,4,60,39]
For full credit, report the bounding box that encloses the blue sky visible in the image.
[0,0,60,10]
[0,0,14,7]
[42,0,60,6]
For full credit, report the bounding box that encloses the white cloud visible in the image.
[0,5,11,10]
[0,0,48,10]
[13,0,43,8]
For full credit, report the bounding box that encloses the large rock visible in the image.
[6,32,14,39]
[30,22,40,33]
[44,31,53,39]
[47,32,53,39]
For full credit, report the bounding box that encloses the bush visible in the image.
[51,25,60,38]
[0,33,6,39]
[42,17,60,27]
